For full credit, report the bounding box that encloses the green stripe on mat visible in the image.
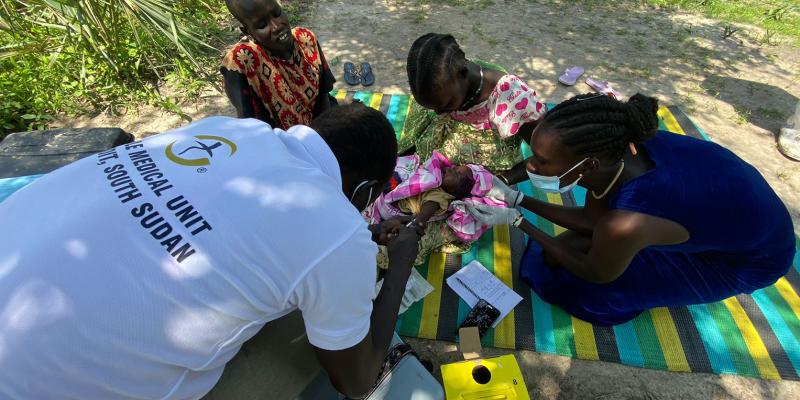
[706,301,760,377]
[632,311,669,370]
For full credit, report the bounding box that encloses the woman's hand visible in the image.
[385,226,422,271]
[487,176,523,207]
[371,216,412,245]
[407,219,427,236]
[466,203,522,226]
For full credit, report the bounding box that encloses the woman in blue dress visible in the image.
[467,92,796,326]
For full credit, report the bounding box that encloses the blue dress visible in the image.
[520,131,796,325]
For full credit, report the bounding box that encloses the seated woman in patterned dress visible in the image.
[221,0,337,130]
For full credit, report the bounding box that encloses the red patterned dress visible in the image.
[220,27,337,129]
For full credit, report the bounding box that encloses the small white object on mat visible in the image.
[376,268,434,315]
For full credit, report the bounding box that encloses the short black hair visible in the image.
[541,93,660,161]
[406,33,469,101]
[311,103,398,182]
[442,167,474,200]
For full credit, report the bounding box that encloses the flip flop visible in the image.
[585,77,621,99]
[343,62,359,86]
[360,62,375,86]
[558,66,584,86]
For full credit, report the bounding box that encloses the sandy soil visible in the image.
[52,1,800,398]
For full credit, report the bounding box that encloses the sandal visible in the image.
[585,77,621,99]
[360,61,375,86]
[343,62,359,86]
[558,66,584,86]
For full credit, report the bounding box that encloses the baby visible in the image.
[399,164,474,234]
[369,151,505,268]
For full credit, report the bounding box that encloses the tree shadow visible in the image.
[307,0,797,111]
[701,76,798,138]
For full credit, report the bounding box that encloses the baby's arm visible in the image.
[409,201,440,235]
[408,188,452,234]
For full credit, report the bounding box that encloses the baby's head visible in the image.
[406,33,472,115]
[441,165,475,200]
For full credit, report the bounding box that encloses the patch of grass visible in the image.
[757,107,787,120]
[642,0,800,45]
[0,1,227,136]
[734,108,752,125]
[759,28,781,46]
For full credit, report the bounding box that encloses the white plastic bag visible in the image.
[376,268,434,315]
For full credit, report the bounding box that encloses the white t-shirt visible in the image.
[0,117,378,399]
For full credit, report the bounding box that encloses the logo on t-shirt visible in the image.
[165,135,237,167]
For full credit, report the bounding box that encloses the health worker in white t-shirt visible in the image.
[0,103,421,399]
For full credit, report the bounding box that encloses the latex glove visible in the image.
[466,203,522,226]
[487,176,523,207]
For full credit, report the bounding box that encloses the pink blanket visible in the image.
[368,151,506,242]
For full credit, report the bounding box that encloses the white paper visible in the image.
[446,260,522,327]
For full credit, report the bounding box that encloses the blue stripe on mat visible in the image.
[532,291,556,354]
[612,321,645,367]
[687,304,737,374]
[386,95,403,127]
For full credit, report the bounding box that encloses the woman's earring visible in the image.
[629,142,638,156]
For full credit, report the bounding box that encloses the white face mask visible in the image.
[349,180,375,213]
[527,158,588,193]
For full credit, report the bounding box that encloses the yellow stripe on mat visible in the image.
[334,89,347,101]
[650,308,691,372]
[493,224,515,348]
[544,192,567,235]
[723,297,781,379]
[418,251,445,339]
[774,277,800,321]
[657,107,685,135]
[369,93,383,110]
[572,317,600,360]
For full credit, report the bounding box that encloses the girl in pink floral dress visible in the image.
[401,33,546,184]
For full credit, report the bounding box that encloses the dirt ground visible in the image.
[53,1,800,398]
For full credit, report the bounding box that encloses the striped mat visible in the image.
[331,90,800,381]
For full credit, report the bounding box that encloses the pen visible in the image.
[455,276,484,301]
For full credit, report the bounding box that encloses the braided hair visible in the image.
[406,33,470,100]
[540,93,660,161]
